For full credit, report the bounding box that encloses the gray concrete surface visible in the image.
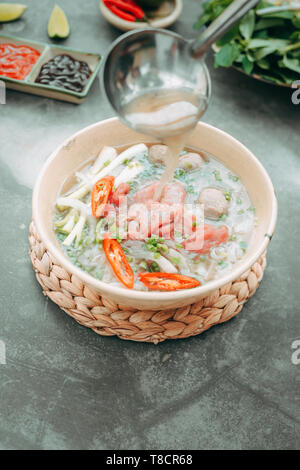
[0,0,299,450]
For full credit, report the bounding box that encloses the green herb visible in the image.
[248,206,256,213]
[146,244,157,252]
[158,243,169,253]
[240,241,248,252]
[174,168,186,180]
[230,234,237,241]
[186,184,196,194]
[219,213,227,221]
[103,160,111,167]
[218,261,228,268]
[56,232,67,242]
[94,268,104,280]
[194,0,300,86]
[228,173,239,182]
[196,255,207,263]
[214,42,240,68]
[154,252,161,259]
[213,169,222,181]
[129,180,138,192]
[224,191,231,201]
[238,209,245,215]
[170,256,181,265]
[185,163,194,170]
[149,262,160,273]
[175,243,184,249]
[139,261,148,270]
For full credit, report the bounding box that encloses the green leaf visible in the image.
[263,11,294,20]
[292,16,300,29]
[281,54,300,74]
[246,51,255,62]
[256,5,294,19]
[276,69,299,84]
[193,12,210,29]
[242,55,254,74]
[291,49,300,59]
[254,29,270,39]
[254,18,285,31]
[290,31,300,42]
[235,53,245,64]
[260,73,284,84]
[256,58,270,70]
[194,0,232,28]
[216,24,239,47]
[248,38,289,50]
[214,42,240,68]
[256,1,274,9]
[254,45,278,60]
[239,10,255,40]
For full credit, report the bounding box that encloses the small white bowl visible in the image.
[100,0,183,31]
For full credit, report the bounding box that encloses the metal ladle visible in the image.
[102,0,260,133]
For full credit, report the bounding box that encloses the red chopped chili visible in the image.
[0,43,41,80]
[103,0,145,21]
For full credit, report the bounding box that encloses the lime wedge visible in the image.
[0,3,27,22]
[48,5,70,39]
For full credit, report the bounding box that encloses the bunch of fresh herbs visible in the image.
[194,0,300,85]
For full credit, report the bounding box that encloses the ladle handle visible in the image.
[191,0,260,58]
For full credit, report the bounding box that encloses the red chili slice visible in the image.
[110,182,130,206]
[138,273,201,291]
[104,3,136,21]
[91,176,115,218]
[104,0,145,19]
[103,239,134,289]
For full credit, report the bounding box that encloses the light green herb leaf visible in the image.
[214,42,240,68]
[281,54,300,73]
[216,24,240,47]
[256,58,270,70]
[239,9,255,40]
[254,44,279,60]
[242,55,254,74]
[193,12,211,29]
[248,38,289,50]
[254,18,285,31]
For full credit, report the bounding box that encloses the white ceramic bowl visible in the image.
[99,0,182,32]
[32,118,277,310]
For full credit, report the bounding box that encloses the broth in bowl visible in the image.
[53,143,256,291]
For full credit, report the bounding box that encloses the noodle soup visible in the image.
[53,143,256,291]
